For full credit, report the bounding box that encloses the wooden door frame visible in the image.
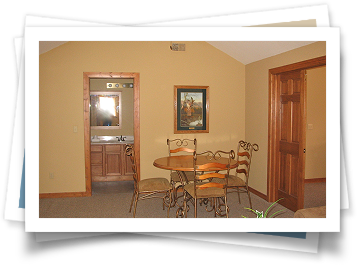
[83,72,140,196]
[267,56,326,207]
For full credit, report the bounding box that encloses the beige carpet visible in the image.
[39,181,325,218]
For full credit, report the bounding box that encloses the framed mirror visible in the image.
[90,91,122,129]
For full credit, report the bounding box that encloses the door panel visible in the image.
[106,153,122,176]
[276,69,305,212]
[268,56,325,211]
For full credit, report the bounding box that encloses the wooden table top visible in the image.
[153,155,238,172]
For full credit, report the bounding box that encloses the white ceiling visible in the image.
[39,41,68,55]
[39,41,316,65]
[207,41,316,65]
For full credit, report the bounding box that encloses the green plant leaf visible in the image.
[268,209,285,218]
[264,198,283,218]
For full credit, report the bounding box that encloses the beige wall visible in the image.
[306,66,326,179]
[39,41,326,194]
[39,41,245,193]
[245,41,326,195]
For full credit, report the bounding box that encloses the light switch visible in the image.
[308,124,313,130]
[73,126,78,133]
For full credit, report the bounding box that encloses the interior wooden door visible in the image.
[268,56,325,211]
[275,69,306,212]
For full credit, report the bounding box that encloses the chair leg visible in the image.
[194,198,197,218]
[167,190,172,218]
[133,192,139,218]
[225,196,229,218]
[214,198,217,217]
[246,186,252,209]
[183,192,188,218]
[237,188,241,204]
[172,181,178,206]
[129,191,136,213]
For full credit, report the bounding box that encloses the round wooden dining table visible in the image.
[153,154,238,217]
[153,155,238,173]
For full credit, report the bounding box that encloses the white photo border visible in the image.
[25,26,340,232]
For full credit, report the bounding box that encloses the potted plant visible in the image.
[242,198,285,218]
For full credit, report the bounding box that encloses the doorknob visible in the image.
[303,149,306,153]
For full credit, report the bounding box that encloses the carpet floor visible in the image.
[39,181,325,218]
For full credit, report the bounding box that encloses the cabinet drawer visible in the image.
[105,144,122,153]
[91,165,103,176]
[91,145,103,152]
[91,153,103,164]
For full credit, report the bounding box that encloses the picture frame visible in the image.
[174,85,209,134]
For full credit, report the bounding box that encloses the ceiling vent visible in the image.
[170,43,186,51]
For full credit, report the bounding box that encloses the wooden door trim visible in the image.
[83,72,140,196]
[267,56,326,206]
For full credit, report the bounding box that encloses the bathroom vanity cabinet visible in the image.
[91,144,134,182]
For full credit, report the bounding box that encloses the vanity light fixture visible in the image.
[106,82,134,89]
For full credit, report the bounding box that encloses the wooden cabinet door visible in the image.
[91,144,133,181]
[105,145,123,176]
[123,153,134,176]
[106,153,123,175]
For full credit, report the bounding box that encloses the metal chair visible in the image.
[220,140,259,209]
[167,138,197,202]
[182,150,235,218]
[125,144,172,218]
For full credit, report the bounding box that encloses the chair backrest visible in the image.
[193,150,235,196]
[125,144,139,189]
[167,138,197,156]
[236,140,259,184]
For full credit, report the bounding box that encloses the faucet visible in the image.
[116,135,126,142]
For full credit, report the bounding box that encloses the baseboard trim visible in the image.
[248,186,268,201]
[304,178,326,183]
[40,191,90,199]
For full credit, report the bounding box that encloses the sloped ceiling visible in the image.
[39,41,316,65]
[39,41,68,55]
[207,41,316,65]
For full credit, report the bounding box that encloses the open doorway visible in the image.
[83,72,140,196]
[267,56,326,211]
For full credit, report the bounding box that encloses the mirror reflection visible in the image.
[90,92,121,128]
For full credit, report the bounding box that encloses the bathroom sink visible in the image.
[91,136,134,144]
[91,140,134,144]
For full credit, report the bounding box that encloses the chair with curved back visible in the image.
[224,140,259,209]
[125,144,172,218]
[167,138,197,200]
[182,149,235,218]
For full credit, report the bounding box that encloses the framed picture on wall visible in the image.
[174,85,209,134]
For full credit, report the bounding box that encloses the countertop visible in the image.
[91,140,134,145]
